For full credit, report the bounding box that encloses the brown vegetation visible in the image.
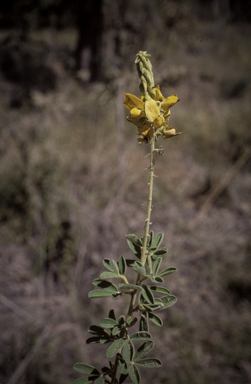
[0,5,251,384]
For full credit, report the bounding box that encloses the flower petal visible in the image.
[162,128,182,139]
[145,99,160,122]
[131,108,145,117]
[162,95,180,110]
[151,85,165,101]
[124,94,144,110]
[153,115,164,128]
[127,115,146,128]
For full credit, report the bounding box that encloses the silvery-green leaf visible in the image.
[135,358,161,368]
[88,290,115,299]
[100,318,119,328]
[157,267,177,278]
[118,256,127,275]
[73,364,99,375]
[152,233,163,248]
[134,340,154,360]
[106,338,125,358]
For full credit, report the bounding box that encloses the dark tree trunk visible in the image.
[74,0,104,82]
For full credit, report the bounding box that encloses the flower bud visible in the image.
[143,69,154,88]
[135,51,155,101]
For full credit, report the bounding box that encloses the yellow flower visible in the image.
[161,127,182,139]
[137,124,154,143]
[124,87,181,143]
[151,85,165,101]
[130,107,143,117]
[162,95,180,111]
[145,99,160,122]
[124,94,144,111]
[153,115,164,128]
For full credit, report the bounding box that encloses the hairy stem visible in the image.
[125,136,155,319]
[113,137,156,382]
[141,137,155,266]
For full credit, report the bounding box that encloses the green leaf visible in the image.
[153,247,168,257]
[154,276,164,283]
[145,274,155,282]
[157,295,177,311]
[118,315,126,326]
[148,313,163,326]
[88,290,114,298]
[133,261,146,276]
[152,233,163,248]
[150,286,170,295]
[103,259,115,272]
[146,255,153,274]
[92,279,118,293]
[119,284,142,291]
[141,284,155,305]
[127,317,138,328]
[94,376,104,384]
[126,235,142,258]
[148,231,154,247]
[118,256,127,275]
[119,367,128,384]
[112,326,121,336]
[127,242,141,259]
[157,267,178,278]
[86,337,110,344]
[128,364,140,384]
[100,318,119,328]
[106,338,125,358]
[130,331,151,341]
[126,234,142,246]
[99,271,118,279]
[123,339,135,361]
[73,364,99,375]
[110,259,119,274]
[134,341,154,360]
[126,259,137,267]
[153,257,162,276]
[139,314,149,332]
[135,358,162,368]
[141,303,162,311]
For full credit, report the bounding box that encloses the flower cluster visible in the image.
[124,51,181,143]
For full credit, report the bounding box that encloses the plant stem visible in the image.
[126,136,155,319]
[111,355,119,384]
[141,137,155,266]
[113,137,156,383]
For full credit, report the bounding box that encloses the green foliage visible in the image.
[74,231,177,383]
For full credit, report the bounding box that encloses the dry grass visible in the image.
[0,16,251,384]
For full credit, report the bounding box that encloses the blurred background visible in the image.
[0,1,251,383]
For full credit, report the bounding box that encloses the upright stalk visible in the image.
[112,135,155,383]
[125,136,155,321]
[141,137,155,266]
[73,51,180,384]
